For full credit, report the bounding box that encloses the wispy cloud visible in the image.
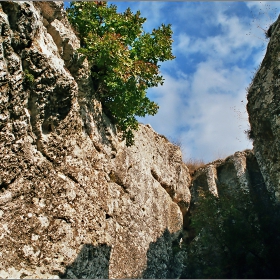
[181,60,252,161]
[141,58,252,162]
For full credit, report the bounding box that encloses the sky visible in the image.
[64,2,280,163]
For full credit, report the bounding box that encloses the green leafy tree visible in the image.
[67,1,175,145]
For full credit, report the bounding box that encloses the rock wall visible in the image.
[184,150,280,278]
[247,14,280,203]
[185,150,266,241]
[2,1,280,278]
[0,2,191,278]
[190,150,265,198]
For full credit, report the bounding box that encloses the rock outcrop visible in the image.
[0,2,191,278]
[184,150,280,278]
[184,150,266,243]
[2,1,280,278]
[190,150,263,200]
[247,14,280,203]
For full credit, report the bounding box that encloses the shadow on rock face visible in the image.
[59,229,184,279]
[142,229,184,279]
[60,244,111,279]
[246,154,280,278]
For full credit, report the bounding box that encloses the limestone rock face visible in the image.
[190,150,262,199]
[247,14,280,202]
[184,150,274,278]
[0,2,191,278]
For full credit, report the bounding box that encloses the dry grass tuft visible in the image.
[185,158,206,175]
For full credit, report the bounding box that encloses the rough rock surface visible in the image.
[0,2,191,278]
[184,149,280,278]
[190,150,262,199]
[185,150,266,239]
[247,14,280,203]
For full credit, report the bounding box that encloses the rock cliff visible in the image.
[0,2,190,278]
[183,148,280,278]
[1,1,280,279]
[247,14,280,203]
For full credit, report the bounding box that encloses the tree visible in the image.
[67,1,175,145]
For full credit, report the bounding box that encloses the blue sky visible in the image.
[64,2,280,163]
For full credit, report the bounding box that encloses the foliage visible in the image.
[244,128,255,140]
[23,69,34,87]
[67,1,175,145]
[183,187,269,279]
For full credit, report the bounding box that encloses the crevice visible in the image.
[1,2,20,31]
[66,173,79,185]
[0,181,9,191]
[121,185,129,194]
[20,272,29,279]
[105,214,112,219]
[36,138,54,164]
[108,171,128,194]
[0,176,17,192]
[151,169,159,181]
[180,197,197,244]
[180,172,208,245]
[92,141,103,153]
[118,183,129,194]
[2,2,34,53]
[54,216,71,224]
[150,168,191,239]
[151,169,175,200]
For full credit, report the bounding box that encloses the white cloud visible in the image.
[181,60,252,162]
[140,73,189,137]
[141,58,253,163]
[176,33,190,54]
[180,87,252,162]
[174,10,267,65]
